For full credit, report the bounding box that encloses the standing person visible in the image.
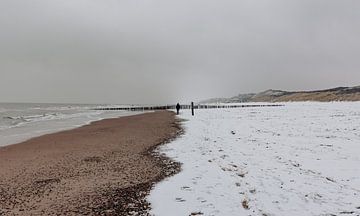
[176,103,181,115]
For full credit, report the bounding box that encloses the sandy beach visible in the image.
[0,111,181,215]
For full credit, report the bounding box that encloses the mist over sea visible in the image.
[0,103,132,147]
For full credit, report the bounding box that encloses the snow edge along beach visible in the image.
[148,102,360,216]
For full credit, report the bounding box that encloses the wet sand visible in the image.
[0,111,182,215]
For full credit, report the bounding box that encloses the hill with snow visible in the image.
[201,86,360,103]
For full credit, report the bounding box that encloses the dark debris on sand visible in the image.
[87,120,183,216]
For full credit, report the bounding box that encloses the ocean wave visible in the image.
[3,113,56,121]
[2,110,105,126]
[0,104,113,135]
[29,105,101,111]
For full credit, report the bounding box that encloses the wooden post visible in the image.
[191,102,194,116]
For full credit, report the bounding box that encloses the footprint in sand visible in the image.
[190,211,204,215]
[181,186,192,191]
[237,172,247,178]
[197,197,207,203]
[175,197,186,202]
[220,155,228,159]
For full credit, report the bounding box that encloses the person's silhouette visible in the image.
[176,103,180,115]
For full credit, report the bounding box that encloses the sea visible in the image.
[0,103,134,147]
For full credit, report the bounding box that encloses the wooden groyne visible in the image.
[94,104,284,111]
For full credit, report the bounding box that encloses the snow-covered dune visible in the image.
[148,102,360,216]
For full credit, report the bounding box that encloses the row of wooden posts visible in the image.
[94,103,283,116]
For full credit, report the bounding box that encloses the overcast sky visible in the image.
[0,0,359,104]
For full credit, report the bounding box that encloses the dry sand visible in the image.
[0,111,182,216]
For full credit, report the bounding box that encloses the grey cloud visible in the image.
[0,0,359,104]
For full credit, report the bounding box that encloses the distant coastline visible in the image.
[200,86,360,103]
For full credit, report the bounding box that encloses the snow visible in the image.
[148,102,360,216]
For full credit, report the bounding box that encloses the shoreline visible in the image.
[0,111,182,215]
[0,110,139,148]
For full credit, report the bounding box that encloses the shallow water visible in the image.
[0,103,136,147]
